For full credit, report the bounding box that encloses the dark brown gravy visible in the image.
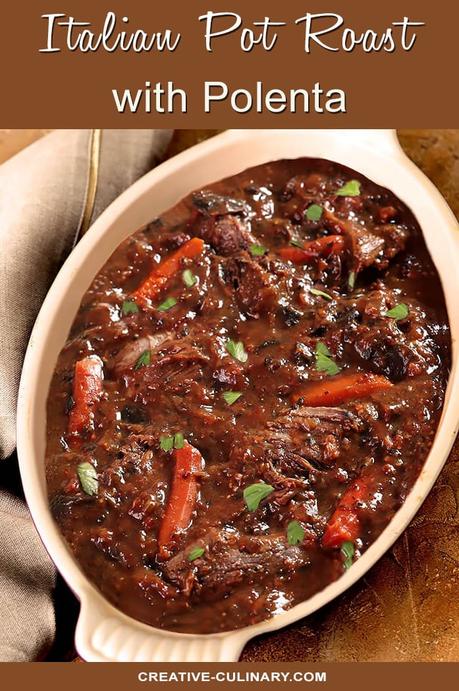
[45,158,450,633]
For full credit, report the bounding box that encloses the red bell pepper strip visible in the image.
[131,237,204,305]
[322,479,367,548]
[279,235,345,264]
[157,442,204,559]
[291,372,393,406]
[68,355,104,437]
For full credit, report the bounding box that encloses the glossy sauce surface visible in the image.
[46,159,450,633]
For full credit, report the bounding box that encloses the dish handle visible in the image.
[75,591,249,662]
[233,128,402,155]
[339,129,401,155]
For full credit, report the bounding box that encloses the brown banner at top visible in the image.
[0,0,457,127]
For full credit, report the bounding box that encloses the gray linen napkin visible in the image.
[0,129,172,660]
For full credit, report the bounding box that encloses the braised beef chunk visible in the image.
[111,333,171,376]
[323,210,409,275]
[223,254,278,316]
[345,222,385,270]
[46,157,450,635]
[191,191,251,216]
[190,190,256,256]
[196,214,255,256]
[162,531,309,595]
[252,406,363,475]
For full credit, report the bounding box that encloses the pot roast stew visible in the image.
[46,158,451,633]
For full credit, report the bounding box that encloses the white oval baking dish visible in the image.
[17,129,459,662]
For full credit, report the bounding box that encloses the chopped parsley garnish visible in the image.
[305,204,323,222]
[188,546,205,562]
[348,271,356,290]
[385,303,409,320]
[310,287,332,301]
[243,482,274,511]
[287,520,305,546]
[157,296,177,312]
[159,435,174,452]
[77,462,98,496]
[173,432,184,449]
[290,238,304,248]
[121,299,139,315]
[134,350,151,370]
[225,339,248,363]
[315,342,341,376]
[222,391,242,406]
[341,540,355,569]
[160,433,185,452]
[249,243,267,257]
[182,269,197,288]
[336,180,361,197]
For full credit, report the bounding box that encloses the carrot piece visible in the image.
[291,372,393,406]
[322,479,367,548]
[131,237,204,305]
[157,442,204,559]
[68,355,104,437]
[279,235,345,264]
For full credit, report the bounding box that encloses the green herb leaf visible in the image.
[157,296,177,312]
[160,435,174,452]
[225,339,248,363]
[188,546,205,562]
[315,342,341,376]
[341,540,355,570]
[287,520,305,546]
[77,462,98,496]
[385,303,409,320]
[310,287,332,301]
[173,432,185,449]
[316,342,330,356]
[249,243,267,257]
[222,391,242,406]
[290,238,304,248]
[134,350,151,370]
[336,180,361,197]
[243,482,274,511]
[348,271,356,290]
[305,204,323,222]
[121,299,139,315]
[160,433,185,451]
[182,269,197,288]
